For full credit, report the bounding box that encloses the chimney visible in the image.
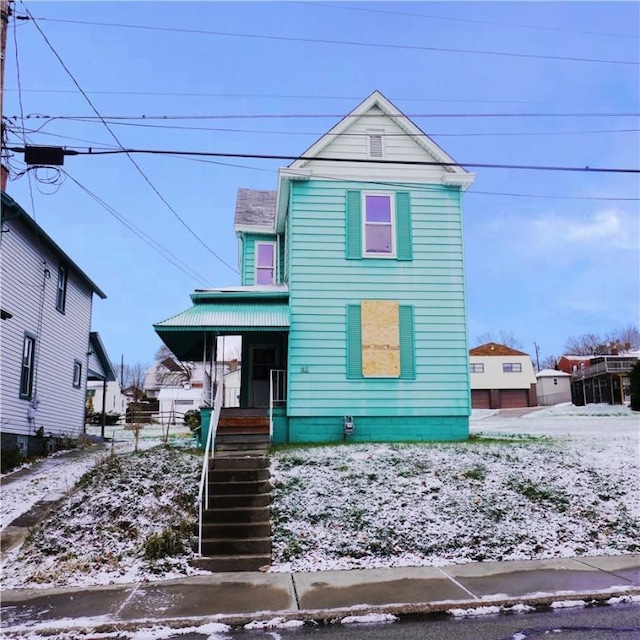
[1,164,8,191]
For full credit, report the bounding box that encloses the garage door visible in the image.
[471,390,491,409]
[499,389,529,409]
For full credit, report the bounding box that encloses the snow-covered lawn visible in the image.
[0,404,638,589]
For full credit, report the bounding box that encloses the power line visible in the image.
[10,145,638,174]
[167,155,640,201]
[29,117,639,139]
[297,1,639,40]
[23,7,239,276]
[62,172,211,286]
[26,16,640,66]
[4,87,639,108]
[11,111,640,121]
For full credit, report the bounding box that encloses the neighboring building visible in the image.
[155,90,475,443]
[0,191,107,456]
[536,369,572,406]
[469,343,537,409]
[569,354,638,405]
[556,355,592,375]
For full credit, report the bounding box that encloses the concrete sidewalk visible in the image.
[2,554,639,632]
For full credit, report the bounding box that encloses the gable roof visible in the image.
[470,343,529,357]
[1,191,107,299]
[234,188,277,231]
[88,332,117,381]
[288,90,471,181]
[536,368,571,378]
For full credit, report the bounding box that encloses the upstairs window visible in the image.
[73,360,82,388]
[346,190,412,261]
[56,264,68,313]
[255,242,276,285]
[503,363,522,373]
[363,194,395,257]
[20,334,36,399]
[470,363,484,373]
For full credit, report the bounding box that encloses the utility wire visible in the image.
[4,88,639,108]
[62,172,210,286]
[32,117,639,139]
[168,155,640,201]
[10,145,636,174]
[297,1,639,40]
[12,111,640,121]
[25,16,640,66]
[23,6,239,275]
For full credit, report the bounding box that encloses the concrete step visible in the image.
[208,480,271,496]
[201,522,271,538]
[209,468,270,483]
[202,506,270,524]
[190,554,271,572]
[208,493,270,509]
[212,456,269,471]
[200,537,272,556]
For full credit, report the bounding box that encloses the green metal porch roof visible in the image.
[154,301,290,333]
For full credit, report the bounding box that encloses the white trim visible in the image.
[361,192,396,259]
[254,240,278,285]
[234,224,274,235]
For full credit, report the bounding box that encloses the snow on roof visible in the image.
[536,369,571,377]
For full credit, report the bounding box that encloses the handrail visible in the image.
[269,369,286,443]
[197,383,223,556]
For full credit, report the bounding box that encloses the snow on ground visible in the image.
[1,405,638,589]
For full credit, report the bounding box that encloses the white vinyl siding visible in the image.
[0,216,95,439]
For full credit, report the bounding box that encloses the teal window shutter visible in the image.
[345,190,362,260]
[395,192,413,261]
[346,304,363,378]
[399,305,416,379]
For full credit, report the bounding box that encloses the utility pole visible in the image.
[533,341,541,371]
[1,0,11,189]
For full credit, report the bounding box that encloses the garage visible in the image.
[499,389,530,409]
[471,389,491,409]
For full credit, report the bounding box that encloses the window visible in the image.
[367,130,384,158]
[346,302,415,379]
[255,242,276,285]
[73,360,82,387]
[174,400,194,406]
[19,334,36,399]
[56,264,68,313]
[470,363,484,373]
[363,194,395,256]
[553,378,558,386]
[503,363,522,373]
[346,190,412,261]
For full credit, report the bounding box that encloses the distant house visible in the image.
[469,343,537,409]
[568,354,638,405]
[154,90,476,443]
[0,191,107,456]
[536,369,572,406]
[556,355,592,375]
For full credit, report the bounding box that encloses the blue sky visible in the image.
[4,1,639,368]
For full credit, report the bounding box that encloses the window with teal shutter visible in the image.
[346,304,363,378]
[395,192,413,261]
[345,191,362,260]
[399,305,416,379]
[346,190,412,260]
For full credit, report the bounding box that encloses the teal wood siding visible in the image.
[240,233,281,286]
[287,179,469,429]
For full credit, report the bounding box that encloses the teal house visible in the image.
[154,91,475,443]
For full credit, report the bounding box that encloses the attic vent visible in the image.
[368,132,383,158]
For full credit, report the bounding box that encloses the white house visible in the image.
[536,369,572,406]
[470,343,538,409]
[0,192,107,456]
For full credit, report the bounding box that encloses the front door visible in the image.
[250,346,278,408]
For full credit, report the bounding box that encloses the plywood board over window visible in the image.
[361,300,400,377]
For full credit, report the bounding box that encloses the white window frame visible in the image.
[20,334,36,399]
[502,363,523,373]
[470,363,484,373]
[367,128,385,159]
[254,241,277,285]
[362,192,396,258]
